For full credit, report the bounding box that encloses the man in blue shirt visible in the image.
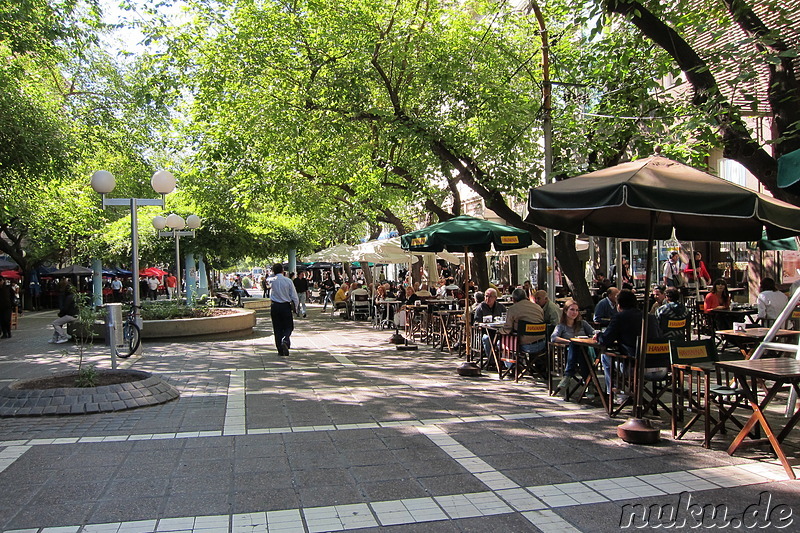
[269,263,299,356]
[593,287,619,325]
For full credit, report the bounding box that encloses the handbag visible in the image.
[672,273,686,287]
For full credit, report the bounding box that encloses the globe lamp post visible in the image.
[91,170,176,353]
[152,213,201,301]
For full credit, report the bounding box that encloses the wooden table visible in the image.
[432,309,464,353]
[566,337,609,413]
[715,327,800,358]
[715,358,800,479]
[474,322,505,371]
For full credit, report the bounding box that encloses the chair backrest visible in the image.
[354,293,369,302]
[641,340,671,368]
[659,315,690,340]
[668,339,718,366]
[516,321,548,339]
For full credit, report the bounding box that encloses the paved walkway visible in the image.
[0,306,798,532]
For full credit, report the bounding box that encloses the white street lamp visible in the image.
[91,170,176,355]
[152,213,201,301]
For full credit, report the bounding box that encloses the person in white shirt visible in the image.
[757,277,789,326]
[269,263,299,356]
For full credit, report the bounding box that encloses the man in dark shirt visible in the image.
[320,273,335,312]
[595,289,662,398]
[293,271,309,318]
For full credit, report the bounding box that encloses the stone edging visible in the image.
[0,370,179,417]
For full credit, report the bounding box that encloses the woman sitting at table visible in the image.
[704,278,732,330]
[756,277,789,326]
[553,299,596,394]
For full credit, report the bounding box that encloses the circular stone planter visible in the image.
[139,307,256,339]
[0,370,179,417]
[92,307,257,340]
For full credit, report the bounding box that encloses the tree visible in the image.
[597,0,800,202]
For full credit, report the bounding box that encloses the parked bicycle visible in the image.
[116,304,141,358]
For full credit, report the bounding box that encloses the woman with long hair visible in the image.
[704,278,732,330]
[552,299,595,394]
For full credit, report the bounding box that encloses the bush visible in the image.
[139,300,214,320]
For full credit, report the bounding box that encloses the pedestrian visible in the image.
[147,276,159,300]
[293,271,309,317]
[0,275,14,339]
[320,272,335,311]
[50,279,79,344]
[165,272,178,299]
[110,276,123,302]
[269,263,299,356]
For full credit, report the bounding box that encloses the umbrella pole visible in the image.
[618,211,660,444]
[458,247,481,376]
[465,249,471,361]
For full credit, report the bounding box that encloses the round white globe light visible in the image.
[152,216,167,230]
[165,213,185,229]
[186,214,202,229]
[151,170,176,194]
[90,170,116,193]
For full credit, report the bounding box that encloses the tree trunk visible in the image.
[471,251,489,291]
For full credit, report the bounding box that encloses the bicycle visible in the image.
[116,304,142,358]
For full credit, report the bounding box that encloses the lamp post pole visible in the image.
[152,214,200,301]
[91,170,176,355]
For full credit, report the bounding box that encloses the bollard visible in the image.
[105,303,123,369]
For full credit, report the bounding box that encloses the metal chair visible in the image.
[352,294,371,320]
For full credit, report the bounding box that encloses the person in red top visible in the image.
[165,272,178,299]
[684,251,711,287]
[704,277,732,330]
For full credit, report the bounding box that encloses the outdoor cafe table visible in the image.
[564,337,610,414]
[715,327,800,359]
[715,358,800,479]
[711,305,759,326]
[474,322,505,372]
[375,299,401,330]
[432,309,464,353]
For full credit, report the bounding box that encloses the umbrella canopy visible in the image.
[0,258,18,270]
[140,267,168,277]
[527,156,800,241]
[303,243,360,263]
[50,265,94,276]
[527,155,800,438]
[0,270,21,280]
[401,215,532,253]
[500,238,589,256]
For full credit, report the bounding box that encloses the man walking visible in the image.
[269,263,299,356]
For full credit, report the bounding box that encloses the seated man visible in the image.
[649,285,666,314]
[655,288,691,339]
[50,281,79,344]
[593,287,619,325]
[334,282,350,317]
[595,289,663,401]
[350,282,370,317]
[474,288,507,362]
[501,288,546,357]
[533,290,561,328]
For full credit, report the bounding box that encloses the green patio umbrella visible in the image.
[401,215,533,373]
[527,155,800,444]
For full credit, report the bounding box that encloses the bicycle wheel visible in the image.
[119,321,141,358]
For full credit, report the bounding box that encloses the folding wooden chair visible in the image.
[498,321,548,382]
[669,339,748,448]
[10,310,18,330]
[605,339,671,418]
